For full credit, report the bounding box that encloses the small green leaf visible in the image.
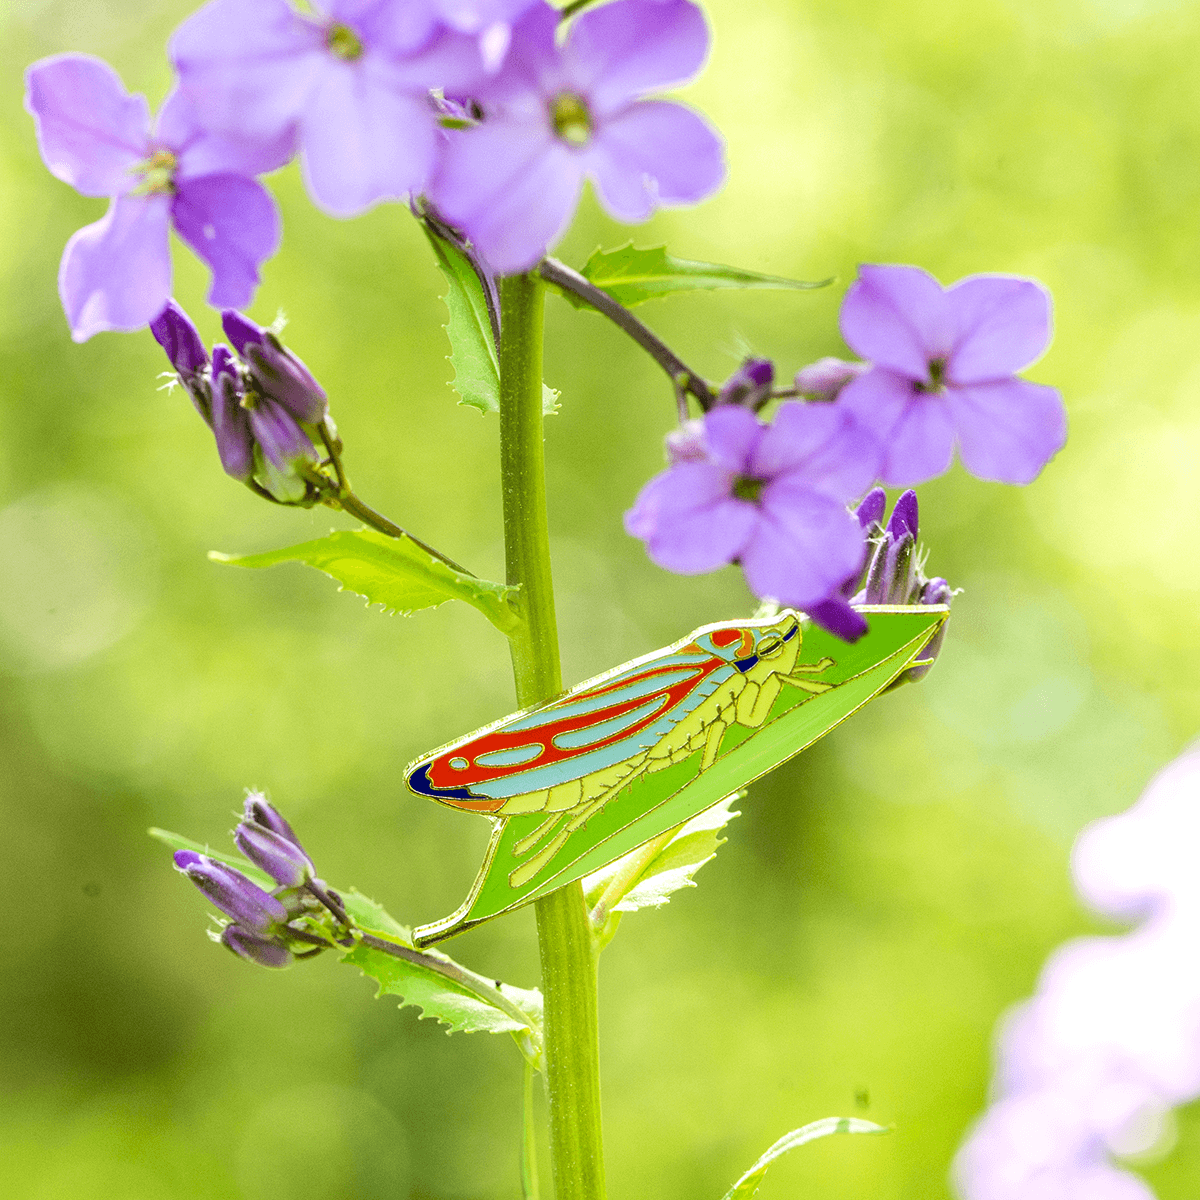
[342,937,543,1045]
[585,794,740,946]
[339,889,414,944]
[148,827,274,889]
[567,244,830,309]
[720,1118,889,1200]
[542,382,561,415]
[423,221,500,414]
[210,527,520,634]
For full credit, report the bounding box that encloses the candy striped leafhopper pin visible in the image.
[407,604,948,945]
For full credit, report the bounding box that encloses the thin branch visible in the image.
[539,257,717,411]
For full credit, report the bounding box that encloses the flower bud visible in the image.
[665,418,708,465]
[151,300,211,421]
[222,310,327,425]
[807,595,868,642]
[173,851,288,934]
[210,344,255,481]
[793,356,867,402]
[902,577,953,683]
[242,792,305,851]
[716,357,774,410]
[235,822,314,888]
[886,489,918,541]
[220,924,293,969]
[855,486,887,530]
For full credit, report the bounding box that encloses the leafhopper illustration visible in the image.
[408,605,947,945]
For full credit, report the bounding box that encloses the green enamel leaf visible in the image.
[568,244,831,308]
[210,528,520,634]
[342,937,543,1047]
[148,827,274,890]
[721,1118,889,1200]
[584,794,741,947]
[423,221,500,414]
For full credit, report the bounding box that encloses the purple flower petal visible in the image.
[624,461,756,573]
[855,486,887,529]
[243,792,308,854]
[587,99,724,221]
[24,54,149,197]
[170,0,325,144]
[211,353,255,480]
[807,597,868,642]
[249,397,317,472]
[172,174,281,309]
[702,405,761,473]
[158,87,297,179]
[221,925,293,968]
[431,120,583,272]
[58,193,172,342]
[222,311,265,357]
[952,378,1067,485]
[741,488,867,608]
[567,0,710,115]
[749,401,881,502]
[946,274,1053,385]
[880,393,957,486]
[151,299,208,376]
[300,66,440,216]
[839,263,952,381]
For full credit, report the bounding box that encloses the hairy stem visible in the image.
[500,271,607,1200]
[539,257,717,411]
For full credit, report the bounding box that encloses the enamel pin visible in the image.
[408,605,947,945]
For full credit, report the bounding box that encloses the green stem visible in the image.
[499,272,607,1200]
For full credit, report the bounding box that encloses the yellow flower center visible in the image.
[550,92,592,146]
[326,22,363,60]
[134,149,178,196]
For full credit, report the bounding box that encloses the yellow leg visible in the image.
[513,811,565,856]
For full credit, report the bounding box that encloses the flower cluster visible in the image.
[152,301,329,503]
[625,263,1062,638]
[173,793,342,968]
[953,747,1200,1199]
[27,0,725,340]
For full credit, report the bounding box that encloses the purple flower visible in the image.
[25,55,282,342]
[953,748,1200,1200]
[429,0,725,272]
[625,402,879,628]
[170,0,486,218]
[235,823,315,888]
[243,791,308,855]
[836,265,1067,486]
[173,850,289,934]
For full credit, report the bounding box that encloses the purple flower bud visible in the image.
[716,357,775,410]
[151,300,208,377]
[247,396,318,474]
[220,925,293,969]
[664,418,708,465]
[210,347,255,482]
[173,850,288,934]
[222,310,327,425]
[902,577,953,683]
[794,356,867,402]
[242,792,305,851]
[235,822,313,888]
[886,489,918,541]
[221,309,265,357]
[855,486,887,530]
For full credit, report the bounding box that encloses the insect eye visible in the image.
[757,637,783,658]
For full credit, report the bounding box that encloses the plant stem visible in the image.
[499,271,607,1200]
[539,257,717,412]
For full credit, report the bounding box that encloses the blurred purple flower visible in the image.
[624,402,879,631]
[25,54,282,342]
[170,0,485,218]
[837,264,1067,486]
[794,356,867,403]
[954,748,1200,1200]
[429,0,725,272]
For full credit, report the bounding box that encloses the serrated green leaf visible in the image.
[568,244,830,309]
[542,383,560,415]
[339,889,414,944]
[342,936,543,1048]
[210,527,520,634]
[584,794,740,946]
[149,827,274,889]
[721,1118,889,1200]
[423,222,500,413]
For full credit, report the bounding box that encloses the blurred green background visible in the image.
[2,0,1198,1196]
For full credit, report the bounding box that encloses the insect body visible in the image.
[408,612,834,887]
